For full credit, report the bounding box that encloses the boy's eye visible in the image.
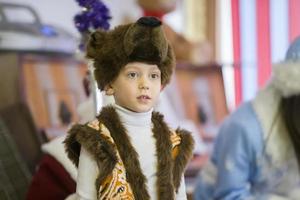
[127,72,138,79]
[150,73,161,79]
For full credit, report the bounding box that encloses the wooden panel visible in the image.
[175,63,228,138]
[21,55,87,131]
[207,0,216,59]
[22,59,49,128]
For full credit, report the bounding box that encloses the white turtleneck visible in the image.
[76,104,187,200]
[114,104,157,191]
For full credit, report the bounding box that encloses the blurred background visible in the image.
[0,0,299,199]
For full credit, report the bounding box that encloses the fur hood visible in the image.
[252,85,292,165]
[271,62,300,97]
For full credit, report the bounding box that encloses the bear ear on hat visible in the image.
[86,30,107,59]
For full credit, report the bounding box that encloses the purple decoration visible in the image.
[74,0,111,33]
[74,0,111,51]
[75,0,96,8]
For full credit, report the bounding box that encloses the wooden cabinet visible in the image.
[0,53,88,138]
[175,62,228,140]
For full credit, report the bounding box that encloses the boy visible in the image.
[64,16,194,200]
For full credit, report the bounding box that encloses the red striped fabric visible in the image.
[231,0,242,106]
[142,9,165,19]
[256,0,271,87]
[289,0,300,42]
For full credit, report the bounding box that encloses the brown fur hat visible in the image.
[86,16,175,90]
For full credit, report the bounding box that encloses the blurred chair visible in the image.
[0,103,43,173]
[0,118,31,200]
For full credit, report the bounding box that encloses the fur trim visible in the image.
[97,106,150,200]
[252,86,282,141]
[64,124,82,167]
[86,17,175,90]
[64,123,118,187]
[42,135,77,180]
[252,86,292,165]
[152,112,194,196]
[173,128,194,191]
[152,112,175,200]
[271,62,300,97]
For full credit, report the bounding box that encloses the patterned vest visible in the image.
[65,106,194,200]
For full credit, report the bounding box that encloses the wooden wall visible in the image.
[21,54,87,130]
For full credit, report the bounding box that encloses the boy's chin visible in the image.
[127,105,153,113]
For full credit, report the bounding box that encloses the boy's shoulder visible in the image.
[86,119,114,141]
[64,119,118,167]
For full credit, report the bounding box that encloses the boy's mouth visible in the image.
[137,95,151,100]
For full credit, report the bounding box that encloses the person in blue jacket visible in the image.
[193,36,300,200]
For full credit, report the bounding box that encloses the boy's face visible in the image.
[106,62,162,112]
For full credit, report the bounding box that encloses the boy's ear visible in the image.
[160,85,165,91]
[104,84,114,95]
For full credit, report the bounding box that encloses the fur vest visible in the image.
[64,106,194,200]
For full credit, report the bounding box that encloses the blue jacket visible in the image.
[194,101,300,200]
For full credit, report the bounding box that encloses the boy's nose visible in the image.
[139,84,149,90]
[139,78,150,90]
